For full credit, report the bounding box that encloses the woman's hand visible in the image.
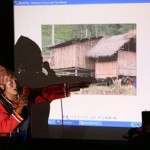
[15,94,28,114]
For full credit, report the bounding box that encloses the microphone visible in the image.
[17,86,23,95]
[17,86,28,107]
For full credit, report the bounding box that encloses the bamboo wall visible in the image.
[95,61,117,79]
[117,51,136,76]
[95,50,136,79]
[49,40,97,70]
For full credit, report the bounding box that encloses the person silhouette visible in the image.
[14,35,94,138]
[14,35,61,138]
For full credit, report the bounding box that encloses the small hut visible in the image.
[86,30,136,80]
[43,37,102,77]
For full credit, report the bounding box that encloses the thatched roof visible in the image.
[47,36,102,49]
[86,30,136,58]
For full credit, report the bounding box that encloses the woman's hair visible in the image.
[0,65,15,85]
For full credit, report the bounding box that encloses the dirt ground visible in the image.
[72,84,136,95]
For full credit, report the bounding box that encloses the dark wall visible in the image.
[0,0,14,70]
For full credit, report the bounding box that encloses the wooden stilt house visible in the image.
[86,30,136,80]
[43,37,102,77]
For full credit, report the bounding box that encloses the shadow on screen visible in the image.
[14,35,95,138]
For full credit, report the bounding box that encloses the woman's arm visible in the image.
[23,83,70,104]
[0,103,23,133]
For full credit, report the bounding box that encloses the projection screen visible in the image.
[14,0,150,141]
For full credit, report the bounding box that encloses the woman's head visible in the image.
[0,65,18,95]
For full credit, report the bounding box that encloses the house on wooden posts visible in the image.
[44,37,102,77]
[86,30,136,81]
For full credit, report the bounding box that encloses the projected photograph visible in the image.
[42,24,136,95]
